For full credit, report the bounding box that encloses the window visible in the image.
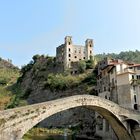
[110,69,113,74]
[69,48,71,52]
[129,67,133,69]
[134,95,137,103]
[90,50,92,54]
[112,78,115,85]
[137,75,140,79]
[83,57,85,59]
[137,66,140,70]
[90,44,92,47]
[105,120,109,131]
[97,116,103,130]
[69,42,71,45]
[69,59,71,61]
[134,104,138,110]
[75,71,77,74]
[69,54,71,57]
[132,75,134,79]
[105,95,107,99]
[75,56,77,58]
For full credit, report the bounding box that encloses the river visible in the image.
[25,135,100,140]
[27,135,73,140]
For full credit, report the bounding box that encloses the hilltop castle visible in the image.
[56,36,94,73]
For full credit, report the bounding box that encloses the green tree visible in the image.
[78,61,86,73]
[86,55,94,69]
[32,54,40,63]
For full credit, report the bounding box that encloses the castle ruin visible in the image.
[56,36,94,73]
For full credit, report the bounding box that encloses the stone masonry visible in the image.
[56,36,93,73]
[0,95,140,140]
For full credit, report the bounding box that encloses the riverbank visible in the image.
[23,127,72,140]
[23,127,101,140]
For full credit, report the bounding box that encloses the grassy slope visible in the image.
[0,68,20,110]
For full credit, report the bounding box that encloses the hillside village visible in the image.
[0,36,140,139]
[56,36,140,139]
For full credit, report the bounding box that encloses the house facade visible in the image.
[95,57,140,139]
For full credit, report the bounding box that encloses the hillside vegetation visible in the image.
[1,50,140,109]
[11,54,96,105]
[95,50,140,63]
[9,50,140,107]
[0,59,20,110]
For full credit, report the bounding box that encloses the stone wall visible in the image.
[117,84,132,109]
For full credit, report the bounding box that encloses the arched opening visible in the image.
[21,103,132,140]
[124,119,140,130]
[134,104,138,110]
[23,107,96,140]
[123,118,140,139]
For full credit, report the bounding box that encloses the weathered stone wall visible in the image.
[56,36,93,70]
[117,84,132,109]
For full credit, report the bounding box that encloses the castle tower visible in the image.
[85,39,93,60]
[64,36,73,69]
[65,36,72,45]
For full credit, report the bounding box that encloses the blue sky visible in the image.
[0,0,140,67]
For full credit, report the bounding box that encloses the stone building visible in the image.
[95,57,140,139]
[56,36,93,73]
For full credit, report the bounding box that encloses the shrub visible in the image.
[86,55,94,69]
[78,61,86,73]
[32,54,40,62]
[0,77,9,85]
[45,73,86,91]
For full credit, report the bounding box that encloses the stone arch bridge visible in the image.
[0,95,140,140]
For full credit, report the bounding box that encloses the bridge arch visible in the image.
[0,95,135,140]
[123,118,140,130]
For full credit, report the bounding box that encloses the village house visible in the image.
[95,57,140,139]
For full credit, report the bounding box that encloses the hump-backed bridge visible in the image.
[0,95,140,140]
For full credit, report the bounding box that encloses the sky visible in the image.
[0,0,140,67]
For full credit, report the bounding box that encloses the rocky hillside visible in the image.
[0,57,18,69]
[0,57,20,110]
[14,54,97,137]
